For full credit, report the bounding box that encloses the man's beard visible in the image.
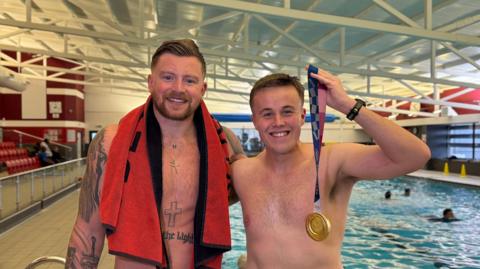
[153,92,196,121]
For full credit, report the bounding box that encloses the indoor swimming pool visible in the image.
[222,176,480,269]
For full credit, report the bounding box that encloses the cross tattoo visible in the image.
[164,201,183,227]
[80,236,99,269]
[169,159,178,174]
[169,143,179,174]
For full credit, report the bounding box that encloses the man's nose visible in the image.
[173,79,185,92]
[273,114,285,126]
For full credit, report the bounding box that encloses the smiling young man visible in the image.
[231,72,431,269]
[66,39,244,269]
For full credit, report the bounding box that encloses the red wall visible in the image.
[0,94,21,120]
[0,93,84,121]
[1,50,85,121]
[374,88,480,120]
[46,58,84,91]
[1,50,85,145]
[373,100,411,119]
[421,87,480,115]
[46,95,85,121]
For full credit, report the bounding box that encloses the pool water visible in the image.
[222,176,480,268]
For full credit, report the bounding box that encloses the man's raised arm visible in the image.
[65,127,111,268]
[308,68,431,181]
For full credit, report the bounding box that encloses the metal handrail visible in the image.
[10,129,73,150]
[0,157,86,220]
[0,157,86,182]
[25,256,66,269]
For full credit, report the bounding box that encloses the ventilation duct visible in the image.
[0,67,28,92]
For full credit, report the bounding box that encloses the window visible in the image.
[447,124,479,160]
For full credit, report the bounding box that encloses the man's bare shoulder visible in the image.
[236,153,264,165]
[231,155,262,180]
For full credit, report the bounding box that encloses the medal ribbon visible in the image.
[307,65,327,212]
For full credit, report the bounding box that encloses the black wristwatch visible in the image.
[346,99,366,121]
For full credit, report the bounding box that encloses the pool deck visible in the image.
[408,169,480,187]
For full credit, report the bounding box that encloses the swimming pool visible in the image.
[222,176,480,268]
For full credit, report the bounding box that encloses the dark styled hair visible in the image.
[443,208,452,217]
[249,73,304,110]
[150,39,206,76]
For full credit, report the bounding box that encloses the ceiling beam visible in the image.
[349,13,480,68]
[0,61,145,82]
[0,43,146,68]
[369,106,435,117]
[147,11,242,42]
[252,14,334,65]
[20,73,147,91]
[441,88,476,101]
[71,0,135,37]
[0,18,145,44]
[181,0,480,45]
[348,90,480,111]
[201,47,480,89]
[370,0,480,73]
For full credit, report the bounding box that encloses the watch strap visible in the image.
[346,99,366,121]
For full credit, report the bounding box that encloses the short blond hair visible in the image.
[250,73,304,110]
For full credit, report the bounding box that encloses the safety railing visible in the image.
[0,158,86,220]
[25,256,66,269]
[9,130,73,150]
[2,129,75,160]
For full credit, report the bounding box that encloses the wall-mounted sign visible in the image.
[49,101,62,114]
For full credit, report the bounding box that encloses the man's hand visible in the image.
[306,65,356,115]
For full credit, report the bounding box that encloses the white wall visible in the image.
[21,78,46,119]
[84,87,148,136]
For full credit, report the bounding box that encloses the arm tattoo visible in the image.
[65,247,77,269]
[80,236,100,268]
[79,129,107,222]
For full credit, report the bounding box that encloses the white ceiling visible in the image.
[0,0,479,117]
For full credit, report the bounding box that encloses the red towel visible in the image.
[100,97,231,268]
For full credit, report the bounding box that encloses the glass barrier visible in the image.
[0,158,86,220]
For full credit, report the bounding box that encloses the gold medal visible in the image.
[305,212,331,241]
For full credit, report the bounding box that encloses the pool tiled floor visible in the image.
[0,189,114,269]
[409,169,480,187]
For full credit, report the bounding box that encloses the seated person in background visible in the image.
[51,146,65,163]
[232,70,431,269]
[40,138,53,158]
[385,190,392,199]
[38,146,54,166]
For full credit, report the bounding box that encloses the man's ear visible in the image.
[202,81,207,96]
[301,108,306,125]
[251,113,258,129]
[147,74,153,93]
